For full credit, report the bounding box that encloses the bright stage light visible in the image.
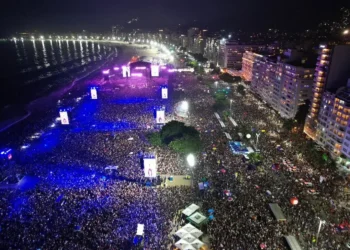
[187,154,196,167]
[182,101,189,111]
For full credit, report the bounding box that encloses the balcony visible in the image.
[316,61,329,67]
[316,82,324,88]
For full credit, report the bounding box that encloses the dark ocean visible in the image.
[0,40,115,111]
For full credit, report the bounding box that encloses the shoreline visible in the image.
[0,50,115,133]
[0,43,149,136]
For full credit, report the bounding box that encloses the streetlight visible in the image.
[343,29,349,35]
[316,218,326,245]
[255,132,260,150]
[187,154,196,186]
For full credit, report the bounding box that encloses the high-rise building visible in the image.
[249,50,315,119]
[218,40,262,70]
[242,51,264,81]
[304,44,350,139]
[315,81,350,157]
[187,27,199,52]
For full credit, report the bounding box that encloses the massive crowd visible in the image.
[0,59,349,250]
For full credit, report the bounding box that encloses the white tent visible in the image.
[175,228,188,238]
[191,239,205,249]
[175,239,191,250]
[190,228,203,238]
[182,223,197,233]
[188,212,207,225]
[183,245,196,250]
[182,233,196,243]
[182,204,199,217]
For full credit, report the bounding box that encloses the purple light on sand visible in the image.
[113,67,120,71]
[131,73,143,77]
[102,69,110,75]
[135,66,146,70]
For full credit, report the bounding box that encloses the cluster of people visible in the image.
[0,66,349,250]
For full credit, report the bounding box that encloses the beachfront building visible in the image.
[304,44,350,140]
[218,40,262,70]
[249,50,315,119]
[242,51,264,81]
[315,82,350,158]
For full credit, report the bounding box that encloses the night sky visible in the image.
[0,0,349,35]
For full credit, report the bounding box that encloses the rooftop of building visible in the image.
[335,87,350,104]
[262,50,316,68]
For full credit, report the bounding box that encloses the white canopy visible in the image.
[188,212,207,225]
[175,239,191,250]
[182,233,196,243]
[182,204,199,217]
[191,239,205,249]
[183,245,196,250]
[190,228,203,238]
[182,223,197,233]
[175,228,188,238]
